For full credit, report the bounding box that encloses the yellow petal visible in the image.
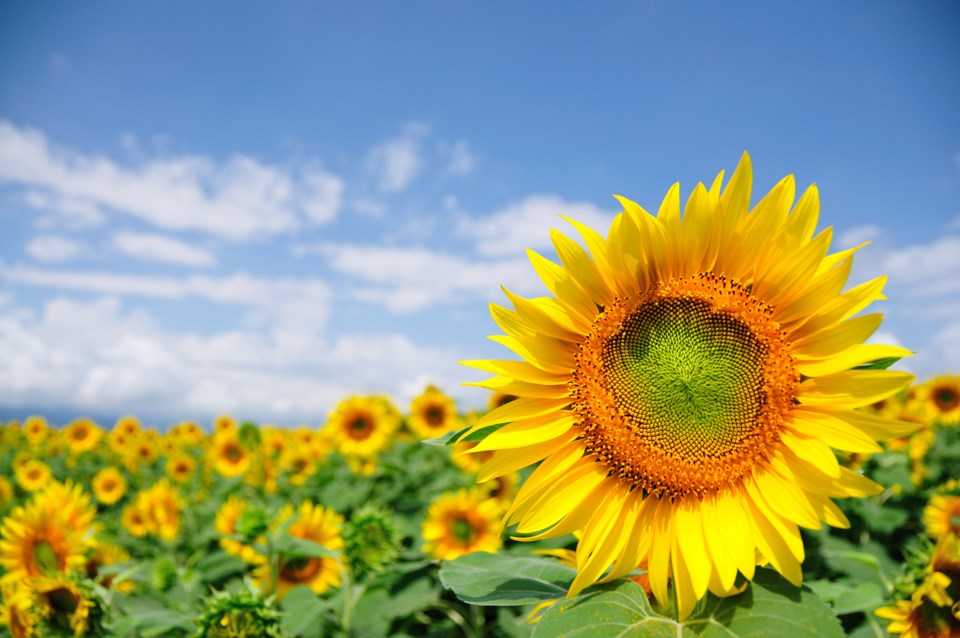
[798,370,914,410]
[674,497,710,599]
[795,344,913,378]
[791,314,882,359]
[790,408,884,453]
[473,397,570,430]
[647,497,674,607]
[471,413,576,452]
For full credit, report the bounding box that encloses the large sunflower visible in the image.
[63,418,103,456]
[462,153,916,618]
[0,485,91,583]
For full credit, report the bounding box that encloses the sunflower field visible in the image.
[3,158,960,638]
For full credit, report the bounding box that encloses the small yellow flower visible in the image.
[407,385,462,439]
[422,489,504,561]
[63,418,103,455]
[14,459,51,493]
[210,433,252,478]
[91,467,127,506]
[23,416,48,447]
[327,396,399,461]
[165,454,196,484]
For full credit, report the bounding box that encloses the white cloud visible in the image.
[0,120,343,240]
[444,140,475,176]
[298,165,344,224]
[320,243,541,313]
[25,235,86,262]
[0,264,331,333]
[882,235,960,296]
[366,123,429,192]
[0,295,474,423]
[458,194,615,257]
[23,190,106,228]
[351,198,387,217]
[113,232,216,268]
[837,224,882,250]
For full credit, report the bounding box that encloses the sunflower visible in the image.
[210,433,252,478]
[422,488,504,561]
[14,460,51,493]
[113,415,141,438]
[33,574,96,637]
[919,375,960,426]
[214,414,238,436]
[214,496,261,564]
[91,467,127,506]
[0,582,37,638]
[120,505,149,538]
[63,418,103,456]
[408,385,462,439]
[326,396,399,460]
[254,502,343,599]
[165,454,196,484]
[168,420,205,446]
[85,540,133,592]
[0,488,89,583]
[923,495,960,541]
[280,448,317,486]
[461,153,916,618]
[122,480,182,541]
[878,535,960,638]
[23,416,48,447]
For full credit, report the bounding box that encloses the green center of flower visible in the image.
[451,517,476,544]
[604,297,766,459]
[571,274,798,498]
[33,539,61,574]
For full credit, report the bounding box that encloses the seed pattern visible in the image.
[571,273,798,500]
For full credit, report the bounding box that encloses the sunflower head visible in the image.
[33,574,104,637]
[422,488,504,561]
[165,454,196,484]
[63,418,103,456]
[23,416,48,447]
[210,433,252,478]
[254,502,344,599]
[407,385,462,439]
[0,582,38,638]
[14,460,51,493]
[342,506,400,580]
[168,420,205,445]
[919,375,960,426]
[92,466,127,506]
[462,153,916,619]
[327,396,399,460]
[195,583,284,638]
[113,415,141,438]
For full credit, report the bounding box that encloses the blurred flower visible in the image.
[422,488,503,561]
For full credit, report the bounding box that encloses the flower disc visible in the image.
[573,275,796,499]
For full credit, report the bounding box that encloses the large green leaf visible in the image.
[532,569,844,638]
[439,552,577,606]
[280,586,336,638]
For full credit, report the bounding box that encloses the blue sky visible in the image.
[1,1,958,426]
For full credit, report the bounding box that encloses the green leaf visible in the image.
[193,549,248,583]
[532,569,844,638]
[113,595,196,637]
[281,586,336,638]
[807,579,885,615]
[422,423,506,446]
[272,534,339,560]
[439,552,576,606]
[853,357,903,370]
